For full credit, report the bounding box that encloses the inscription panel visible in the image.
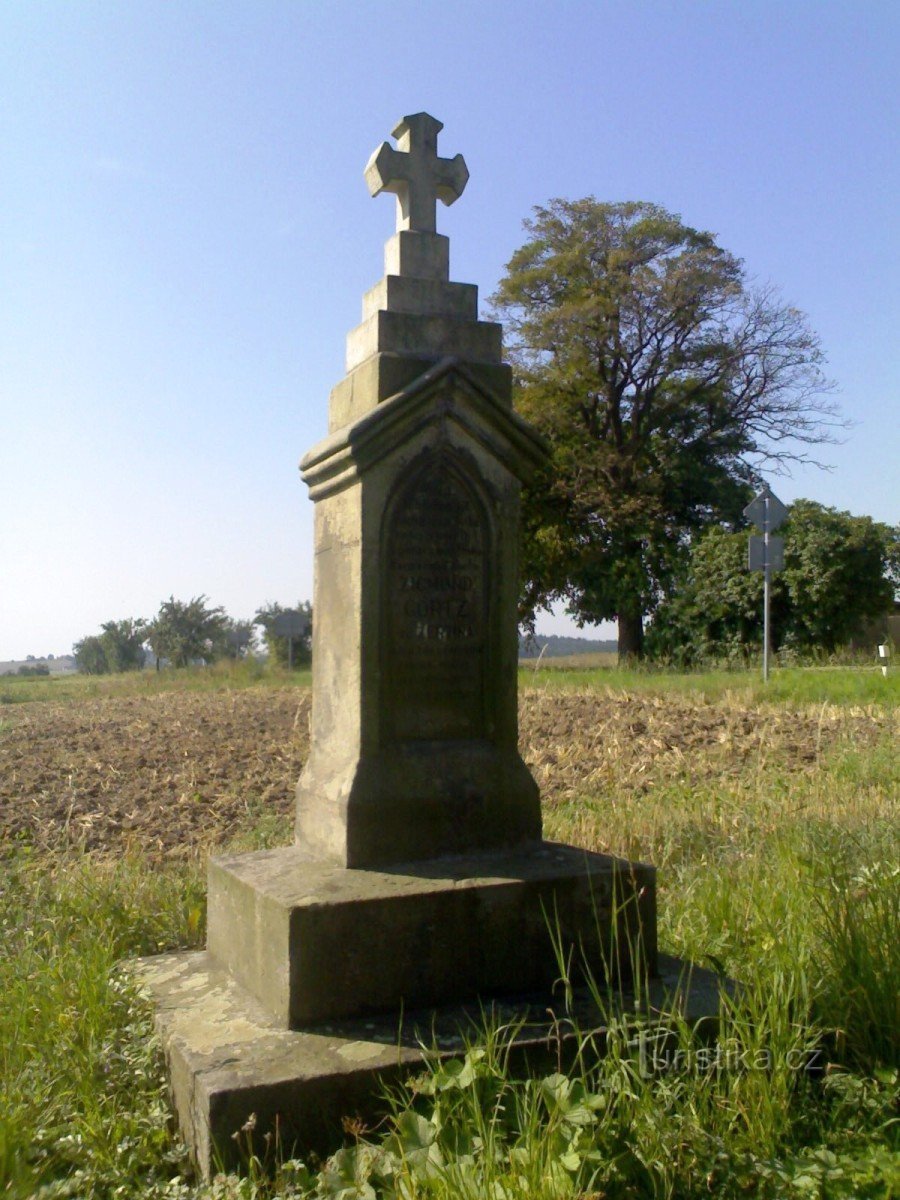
[386,460,488,740]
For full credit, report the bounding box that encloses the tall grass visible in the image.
[0,847,205,1197]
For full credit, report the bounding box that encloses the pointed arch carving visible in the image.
[381,447,494,742]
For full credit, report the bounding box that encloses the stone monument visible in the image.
[135,114,713,1177]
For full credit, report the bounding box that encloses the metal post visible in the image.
[745,484,785,685]
[763,544,770,684]
[762,499,771,683]
[287,636,294,671]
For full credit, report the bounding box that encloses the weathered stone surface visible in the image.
[296,360,546,868]
[345,308,503,373]
[364,113,468,236]
[362,276,478,321]
[328,352,512,433]
[139,113,682,1181]
[134,948,724,1179]
[383,230,450,281]
[207,842,657,1027]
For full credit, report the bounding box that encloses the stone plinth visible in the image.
[207,843,657,1028]
[134,950,724,1175]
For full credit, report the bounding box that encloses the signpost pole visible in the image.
[272,609,310,672]
[763,504,771,684]
[745,485,787,686]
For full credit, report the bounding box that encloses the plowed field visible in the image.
[0,685,890,858]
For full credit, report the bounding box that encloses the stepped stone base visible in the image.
[206,843,657,1028]
[133,949,724,1178]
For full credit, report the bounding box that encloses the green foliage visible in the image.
[222,618,258,660]
[100,617,148,672]
[813,856,900,1068]
[254,601,312,670]
[780,501,899,652]
[74,618,148,675]
[647,500,899,663]
[73,634,111,675]
[16,661,50,676]
[0,847,204,1196]
[1,657,311,705]
[490,198,838,656]
[147,594,230,668]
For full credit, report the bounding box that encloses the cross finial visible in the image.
[365,113,469,234]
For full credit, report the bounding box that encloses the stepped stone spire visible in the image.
[329,112,508,431]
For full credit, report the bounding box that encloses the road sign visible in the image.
[744,486,787,684]
[273,611,310,639]
[748,534,784,572]
[744,485,788,532]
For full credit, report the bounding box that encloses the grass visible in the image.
[521,661,900,706]
[0,659,311,706]
[1,664,898,1197]
[0,846,206,1196]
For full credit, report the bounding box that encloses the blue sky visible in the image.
[2,0,897,661]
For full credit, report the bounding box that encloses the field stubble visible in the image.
[0,680,893,864]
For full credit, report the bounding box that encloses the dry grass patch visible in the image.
[519,686,893,806]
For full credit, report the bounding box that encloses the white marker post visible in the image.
[745,485,788,683]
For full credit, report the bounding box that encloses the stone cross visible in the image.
[364,112,469,234]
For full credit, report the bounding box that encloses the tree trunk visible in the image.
[617,609,645,662]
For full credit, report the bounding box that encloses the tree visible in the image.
[254,601,312,669]
[779,501,898,652]
[17,661,50,677]
[73,618,147,674]
[147,595,229,668]
[490,199,840,657]
[99,618,147,672]
[73,634,109,675]
[646,501,899,663]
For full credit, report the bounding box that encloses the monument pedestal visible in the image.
[138,839,669,1175]
[207,842,657,1027]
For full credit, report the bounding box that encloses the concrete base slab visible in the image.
[132,949,725,1179]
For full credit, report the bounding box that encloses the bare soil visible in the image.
[0,686,890,858]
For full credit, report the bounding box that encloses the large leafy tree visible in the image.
[490,199,840,657]
[98,618,147,672]
[73,618,147,674]
[147,595,229,668]
[647,501,899,663]
[73,634,109,675]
